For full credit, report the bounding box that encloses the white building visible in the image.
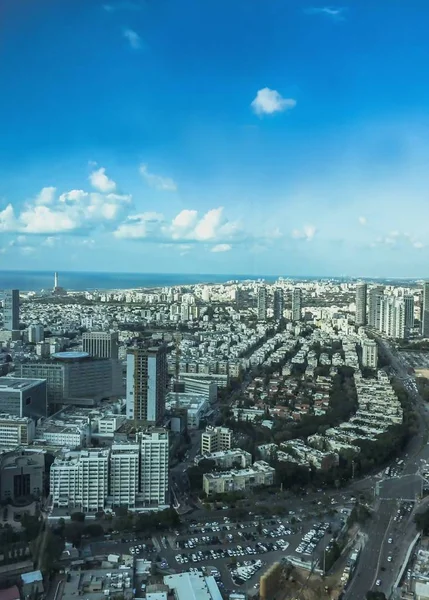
[109,443,139,508]
[28,324,44,344]
[163,572,223,600]
[201,426,232,454]
[257,287,267,321]
[138,429,169,509]
[292,288,302,321]
[362,339,378,369]
[82,331,119,359]
[34,422,88,448]
[0,415,35,448]
[380,297,405,338]
[196,448,252,469]
[355,282,367,326]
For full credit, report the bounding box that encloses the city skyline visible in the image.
[2,1,429,277]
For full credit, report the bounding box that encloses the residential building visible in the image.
[273,288,284,320]
[82,331,119,359]
[257,287,267,321]
[380,297,405,339]
[0,450,45,502]
[3,289,19,332]
[201,426,232,454]
[28,324,44,344]
[34,422,88,448]
[196,448,252,469]
[0,415,35,448]
[138,429,169,508]
[423,282,429,337]
[292,288,302,321]
[362,339,378,369]
[355,283,367,326]
[404,295,415,335]
[203,461,275,495]
[126,346,168,423]
[368,286,384,329]
[0,377,47,419]
[109,442,139,508]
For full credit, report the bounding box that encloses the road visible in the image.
[344,336,429,599]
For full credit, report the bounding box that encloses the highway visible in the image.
[344,337,429,599]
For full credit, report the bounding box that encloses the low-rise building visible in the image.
[196,448,252,469]
[203,460,275,495]
[163,571,223,600]
[0,415,35,448]
[201,426,232,453]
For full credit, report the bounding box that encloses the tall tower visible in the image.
[368,286,384,328]
[257,287,267,321]
[273,288,284,320]
[404,295,415,336]
[422,282,429,337]
[54,272,59,289]
[3,289,19,331]
[292,288,302,321]
[355,283,368,326]
[126,345,168,424]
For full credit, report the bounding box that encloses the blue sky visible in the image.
[1,0,429,277]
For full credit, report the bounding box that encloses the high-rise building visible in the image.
[380,297,405,339]
[138,429,169,508]
[355,283,368,326]
[368,286,384,329]
[292,288,302,322]
[0,377,47,419]
[109,442,140,508]
[126,346,168,423]
[28,324,44,344]
[273,288,284,320]
[257,287,267,320]
[422,282,429,337]
[3,289,19,331]
[82,331,119,359]
[362,339,378,368]
[404,295,415,336]
[201,426,232,454]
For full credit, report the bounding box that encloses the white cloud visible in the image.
[19,205,79,234]
[42,236,58,247]
[358,216,367,225]
[139,164,177,191]
[89,168,116,193]
[251,88,296,116]
[35,187,56,206]
[59,190,89,203]
[123,29,142,49]
[414,241,424,249]
[170,207,239,242]
[292,224,317,241]
[304,7,346,20]
[0,204,18,231]
[211,244,232,253]
[114,212,164,239]
[20,246,35,256]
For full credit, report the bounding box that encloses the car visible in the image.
[376,579,381,586]
[388,538,393,544]
[387,556,392,562]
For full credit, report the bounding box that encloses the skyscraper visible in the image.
[292,288,302,321]
[82,331,119,359]
[257,287,267,320]
[3,289,19,331]
[273,288,284,320]
[355,283,368,326]
[368,286,384,329]
[404,295,415,336]
[138,429,169,508]
[422,282,429,337]
[380,297,405,339]
[126,346,168,423]
[362,339,378,368]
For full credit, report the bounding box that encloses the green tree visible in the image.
[30,529,65,574]
[70,511,85,523]
[366,592,387,600]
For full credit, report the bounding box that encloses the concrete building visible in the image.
[0,415,35,448]
[3,289,19,332]
[82,331,119,359]
[109,442,139,508]
[163,572,223,600]
[0,450,45,502]
[273,288,284,320]
[368,286,384,329]
[355,282,367,326]
[28,324,44,344]
[182,378,217,403]
[126,346,168,424]
[0,377,47,419]
[292,287,302,321]
[423,282,429,338]
[362,339,378,369]
[138,429,169,509]
[257,287,267,321]
[380,297,405,339]
[34,422,88,448]
[404,294,415,335]
[196,448,252,469]
[201,426,232,454]
[203,461,275,495]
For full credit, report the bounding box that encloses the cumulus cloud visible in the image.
[35,187,56,206]
[123,29,142,49]
[292,224,317,241]
[304,7,346,20]
[139,164,177,191]
[251,88,296,116]
[211,244,232,253]
[89,168,116,193]
[114,212,164,239]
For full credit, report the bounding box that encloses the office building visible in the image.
[257,287,267,321]
[28,324,44,344]
[404,295,415,336]
[138,429,169,508]
[362,339,378,369]
[273,288,284,320]
[0,450,45,502]
[368,286,384,329]
[181,378,217,402]
[109,442,140,508]
[196,448,252,469]
[380,297,405,339]
[0,377,47,419]
[201,426,232,454]
[82,331,119,360]
[203,460,275,495]
[0,415,35,448]
[126,346,168,423]
[3,289,19,332]
[423,282,429,338]
[355,283,368,326]
[292,288,302,322]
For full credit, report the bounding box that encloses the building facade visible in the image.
[292,288,302,322]
[109,443,139,508]
[28,324,44,344]
[0,415,35,448]
[368,286,384,329]
[126,346,168,423]
[362,339,378,369]
[82,331,119,359]
[138,429,169,508]
[203,461,275,495]
[273,288,284,320]
[3,289,19,331]
[404,295,415,335]
[201,426,232,454]
[257,287,267,321]
[0,377,47,419]
[423,282,429,337]
[0,450,45,502]
[355,283,368,326]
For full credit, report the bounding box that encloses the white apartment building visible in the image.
[380,297,405,338]
[50,454,80,508]
[138,429,169,508]
[196,448,252,469]
[109,443,139,508]
[362,339,378,368]
[292,288,302,321]
[0,415,35,448]
[34,423,87,448]
[201,426,232,454]
[97,415,126,435]
[203,461,275,495]
[28,324,44,343]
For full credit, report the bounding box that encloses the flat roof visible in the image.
[52,351,90,360]
[0,377,45,391]
[164,573,221,600]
